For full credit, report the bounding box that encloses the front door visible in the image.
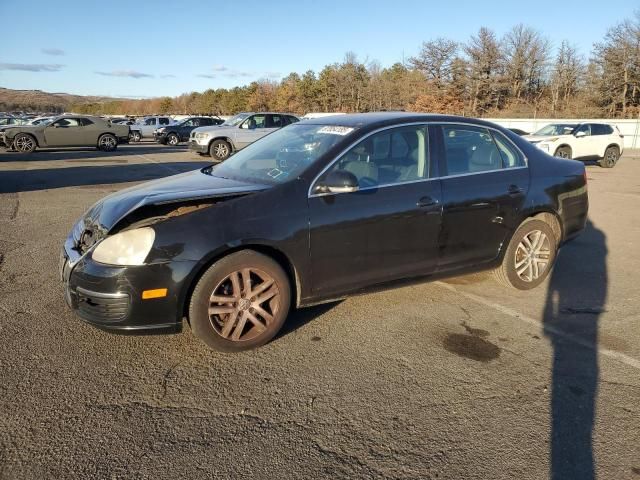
[235,114,269,149]
[308,125,442,296]
[44,117,84,146]
[435,124,529,269]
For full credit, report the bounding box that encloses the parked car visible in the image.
[189,112,300,161]
[60,112,588,352]
[129,116,175,142]
[154,116,224,145]
[0,116,29,127]
[524,122,624,168]
[508,128,529,136]
[2,115,130,152]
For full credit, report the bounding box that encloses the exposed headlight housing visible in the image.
[92,227,155,266]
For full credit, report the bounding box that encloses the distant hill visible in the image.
[0,87,123,113]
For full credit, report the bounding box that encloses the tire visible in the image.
[98,133,118,152]
[129,131,141,142]
[209,139,231,161]
[189,250,291,352]
[554,146,572,159]
[598,146,619,168]
[167,133,180,146]
[13,133,36,153]
[494,219,557,290]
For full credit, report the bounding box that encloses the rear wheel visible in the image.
[209,139,231,161]
[189,250,291,352]
[98,133,117,152]
[554,146,572,159]
[598,146,619,168]
[167,133,180,146]
[494,219,557,290]
[129,131,141,142]
[13,134,37,153]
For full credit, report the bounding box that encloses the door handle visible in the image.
[508,185,523,196]
[417,196,439,208]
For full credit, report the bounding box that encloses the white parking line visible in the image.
[435,281,640,371]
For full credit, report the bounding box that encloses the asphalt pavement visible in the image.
[0,143,639,479]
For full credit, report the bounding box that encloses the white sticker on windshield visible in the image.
[317,126,354,136]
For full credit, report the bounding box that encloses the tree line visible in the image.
[71,14,640,119]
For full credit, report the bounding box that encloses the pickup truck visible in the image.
[129,116,174,142]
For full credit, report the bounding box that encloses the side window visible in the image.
[592,124,613,136]
[492,131,525,168]
[182,119,195,127]
[200,118,212,126]
[79,118,94,126]
[159,117,170,125]
[53,118,81,127]
[241,114,266,129]
[575,124,591,136]
[144,118,156,126]
[288,116,300,124]
[319,125,429,188]
[268,115,284,128]
[441,125,503,175]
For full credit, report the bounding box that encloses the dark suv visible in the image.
[155,117,224,145]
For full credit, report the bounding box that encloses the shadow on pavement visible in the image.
[543,219,607,479]
[0,144,188,162]
[0,161,211,193]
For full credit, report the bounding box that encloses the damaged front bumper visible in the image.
[60,233,196,332]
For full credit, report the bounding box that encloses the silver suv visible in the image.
[189,112,299,161]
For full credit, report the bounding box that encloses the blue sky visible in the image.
[0,0,637,98]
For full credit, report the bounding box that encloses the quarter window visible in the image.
[492,131,525,168]
[320,125,429,188]
[591,124,614,135]
[441,125,503,175]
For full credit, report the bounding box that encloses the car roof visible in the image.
[297,112,505,130]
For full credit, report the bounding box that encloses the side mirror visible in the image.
[575,131,586,138]
[315,170,359,194]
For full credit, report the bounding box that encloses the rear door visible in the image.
[78,117,100,144]
[435,124,529,269]
[308,124,442,295]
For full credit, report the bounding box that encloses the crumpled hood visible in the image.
[82,168,268,234]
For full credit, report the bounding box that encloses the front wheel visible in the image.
[598,146,619,168]
[98,133,118,152]
[554,146,572,159]
[129,131,141,142]
[13,134,36,153]
[167,133,180,146]
[494,219,557,290]
[189,250,291,352]
[209,139,231,161]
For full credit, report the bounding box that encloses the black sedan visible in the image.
[61,113,588,352]
[154,116,223,145]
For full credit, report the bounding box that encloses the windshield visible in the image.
[222,113,250,127]
[206,124,355,185]
[534,124,578,136]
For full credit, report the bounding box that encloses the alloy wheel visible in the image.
[604,149,618,167]
[15,135,34,152]
[168,135,179,145]
[514,230,551,282]
[99,135,116,150]
[214,143,229,159]
[208,268,280,342]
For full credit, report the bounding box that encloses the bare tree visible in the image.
[550,41,584,114]
[410,38,459,88]
[464,27,504,114]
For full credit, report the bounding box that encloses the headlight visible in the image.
[195,132,210,140]
[92,227,155,266]
[538,144,549,152]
